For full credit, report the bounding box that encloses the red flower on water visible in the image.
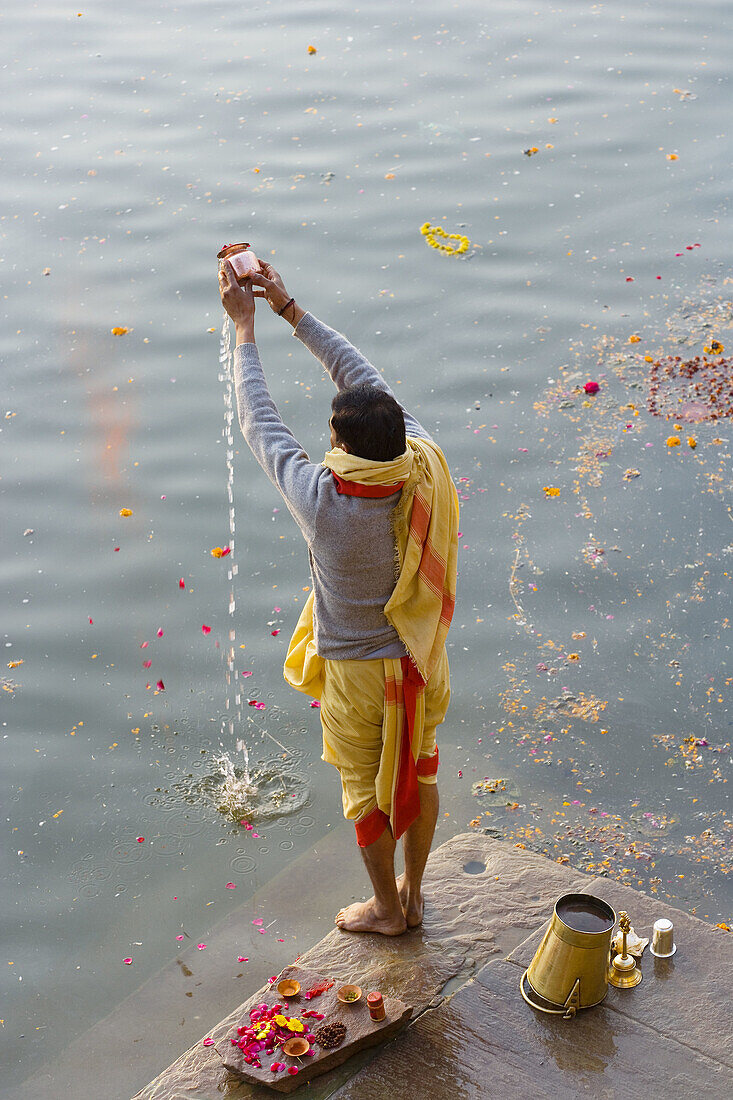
[179,577,185,588]
[584,381,600,394]
[202,624,211,634]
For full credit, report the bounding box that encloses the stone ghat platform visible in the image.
[134,833,732,1100]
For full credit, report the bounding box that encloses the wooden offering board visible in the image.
[220,964,412,1093]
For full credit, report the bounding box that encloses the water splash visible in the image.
[218,311,251,788]
[212,313,309,822]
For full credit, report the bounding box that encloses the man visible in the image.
[218,257,458,935]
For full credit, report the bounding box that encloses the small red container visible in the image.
[218,242,261,284]
[366,991,386,1021]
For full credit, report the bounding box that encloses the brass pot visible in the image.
[520,893,616,1019]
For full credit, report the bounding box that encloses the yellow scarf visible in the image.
[284,436,458,693]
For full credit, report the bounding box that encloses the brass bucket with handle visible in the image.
[520,893,616,1019]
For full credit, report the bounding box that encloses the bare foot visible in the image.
[396,873,424,928]
[335,896,407,936]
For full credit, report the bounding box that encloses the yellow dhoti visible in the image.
[320,650,450,844]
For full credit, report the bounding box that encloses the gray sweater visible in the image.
[234,312,431,660]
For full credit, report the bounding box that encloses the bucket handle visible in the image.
[520,970,579,1020]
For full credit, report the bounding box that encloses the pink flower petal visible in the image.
[176,935,184,941]
[157,628,164,637]
[271,629,280,636]
[225,882,236,889]
[179,577,185,588]
[143,659,152,669]
[197,943,207,950]
[202,624,211,634]
[140,641,149,648]
[252,918,264,926]
[221,546,231,556]
[237,955,249,962]
[123,957,133,965]
[156,679,165,691]
[310,700,320,708]
[88,617,93,624]
[241,670,253,677]
[136,836,145,843]
[203,1037,214,1047]
[273,606,281,612]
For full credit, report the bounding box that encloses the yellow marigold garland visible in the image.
[420,222,470,256]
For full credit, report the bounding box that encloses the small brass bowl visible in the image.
[282,1036,310,1057]
[336,984,362,1004]
[277,979,301,998]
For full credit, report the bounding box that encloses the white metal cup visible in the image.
[650,917,676,957]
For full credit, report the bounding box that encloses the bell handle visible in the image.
[520,969,577,1019]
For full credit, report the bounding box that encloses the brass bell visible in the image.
[608,911,642,989]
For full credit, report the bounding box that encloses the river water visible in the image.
[2,0,731,1090]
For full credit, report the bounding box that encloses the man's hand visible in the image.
[218,260,256,345]
[249,263,306,327]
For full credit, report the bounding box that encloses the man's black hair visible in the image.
[331,384,406,462]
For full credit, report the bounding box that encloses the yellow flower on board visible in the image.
[119,508,133,517]
[666,436,681,447]
[542,486,561,497]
